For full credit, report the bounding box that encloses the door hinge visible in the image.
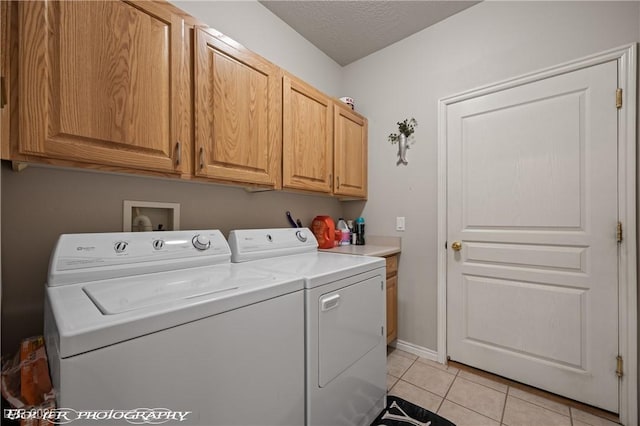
[616,88,623,109]
[617,221,623,243]
[616,355,623,378]
[381,326,384,336]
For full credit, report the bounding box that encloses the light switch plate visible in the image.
[396,216,405,231]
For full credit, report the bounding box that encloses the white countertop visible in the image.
[319,235,401,257]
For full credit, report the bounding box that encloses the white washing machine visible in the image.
[45,230,305,426]
[228,228,387,426]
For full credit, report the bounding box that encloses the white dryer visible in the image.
[228,228,387,426]
[45,230,305,426]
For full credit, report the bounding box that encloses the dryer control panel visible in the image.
[228,228,318,263]
[48,230,230,286]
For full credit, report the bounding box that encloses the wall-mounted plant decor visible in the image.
[388,118,418,166]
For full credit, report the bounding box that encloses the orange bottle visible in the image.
[311,216,336,249]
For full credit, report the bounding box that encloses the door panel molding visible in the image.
[437,44,637,425]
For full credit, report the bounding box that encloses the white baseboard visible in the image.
[390,339,438,361]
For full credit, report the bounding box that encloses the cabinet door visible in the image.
[18,1,186,173]
[282,74,333,193]
[0,1,10,158]
[194,28,281,187]
[386,275,398,344]
[334,103,368,198]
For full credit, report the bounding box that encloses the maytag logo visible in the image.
[76,246,96,251]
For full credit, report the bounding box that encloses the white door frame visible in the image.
[437,44,637,425]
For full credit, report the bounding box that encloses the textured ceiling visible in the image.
[260,1,480,66]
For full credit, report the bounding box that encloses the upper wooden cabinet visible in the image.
[194,28,282,187]
[282,74,333,193]
[0,1,11,158]
[17,1,188,173]
[333,102,368,198]
[5,2,367,197]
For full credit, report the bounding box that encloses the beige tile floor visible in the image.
[387,347,621,426]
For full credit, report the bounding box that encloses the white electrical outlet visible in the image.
[396,216,405,231]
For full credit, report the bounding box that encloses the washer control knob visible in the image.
[152,239,165,250]
[114,241,128,253]
[296,230,307,242]
[192,234,211,251]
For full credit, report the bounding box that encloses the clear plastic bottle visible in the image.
[336,218,350,245]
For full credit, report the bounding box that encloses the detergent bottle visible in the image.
[311,216,336,249]
[336,218,350,246]
[355,217,365,245]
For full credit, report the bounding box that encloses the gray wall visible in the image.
[0,0,344,352]
[174,1,343,97]
[637,0,640,407]
[1,165,343,350]
[342,1,640,351]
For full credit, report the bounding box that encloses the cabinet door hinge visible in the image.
[617,221,623,243]
[616,88,623,109]
[616,355,623,378]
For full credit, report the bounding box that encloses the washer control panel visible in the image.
[48,230,231,286]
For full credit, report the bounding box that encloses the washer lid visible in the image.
[46,264,304,358]
[83,267,253,315]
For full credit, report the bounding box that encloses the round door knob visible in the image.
[451,241,462,251]
[192,234,211,251]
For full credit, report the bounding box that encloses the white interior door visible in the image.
[446,59,619,412]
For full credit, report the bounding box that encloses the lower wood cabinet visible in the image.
[385,254,399,344]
